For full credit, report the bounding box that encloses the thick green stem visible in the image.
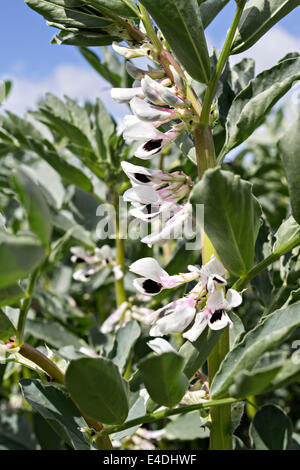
[208,327,232,450]
[200,0,246,127]
[16,268,40,345]
[101,397,242,436]
[114,196,127,307]
[19,342,113,450]
[201,234,232,450]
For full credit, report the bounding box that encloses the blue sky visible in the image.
[1,0,300,116]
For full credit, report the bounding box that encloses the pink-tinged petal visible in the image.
[100,302,129,333]
[130,257,168,281]
[183,311,209,342]
[200,255,226,286]
[209,311,232,331]
[130,96,174,123]
[226,289,243,308]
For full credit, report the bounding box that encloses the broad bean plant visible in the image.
[0,0,300,451]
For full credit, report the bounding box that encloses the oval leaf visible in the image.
[231,0,300,55]
[278,115,300,224]
[191,167,262,276]
[12,167,52,247]
[250,404,293,450]
[210,300,300,398]
[140,0,211,83]
[138,352,189,407]
[220,55,300,160]
[0,309,16,341]
[65,357,129,424]
[0,233,45,289]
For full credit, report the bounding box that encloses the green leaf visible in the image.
[109,321,141,374]
[231,0,300,55]
[0,80,12,105]
[140,0,211,83]
[0,233,45,289]
[0,309,16,341]
[20,379,91,450]
[210,300,300,398]
[88,0,139,17]
[273,216,300,253]
[25,318,82,349]
[229,354,284,398]
[52,30,118,46]
[191,168,262,276]
[278,115,300,224]
[164,411,209,440]
[180,328,222,379]
[12,166,52,247]
[250,404,293,450]
[0,284,24,308]
[78,47,121,87]
[28,139,93,193]
[220,55,300,160]
[25,0,112,29]
[65,357,129,424]
[198,0,230,28]
[265,356,300,392]
[138,352,189,407]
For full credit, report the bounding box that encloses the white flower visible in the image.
[147,338,176,354]
[130,96,176,123]
[199,254,227,293]
[134,128,181,160]
[112,42,149,59]
[121,161,165,186]
[110,86,144,104]
[141,203,192,246]
[141,75,186,108]
[183,288,242,342]
[123,119,165,142]
[149,295,197,336]
[130,257,170,295]
[129,257,199,296]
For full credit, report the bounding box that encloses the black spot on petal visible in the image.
[143,139,163,153]
[210,309,224,324]
[142,279,162,294]
[134,173,151,183]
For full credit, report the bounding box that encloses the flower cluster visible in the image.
[122,161,193,245]
[111,63,195,160]
[71,245,123,282]
[130,255,242,342]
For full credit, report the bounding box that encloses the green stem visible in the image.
[208,327,232,450]
[16,268,40,346]
[232,235,300,292]
[101,397,242,436]
[138,2,163,53]
[19,342,113,450]
[200,0,246,127]
[114,196,127,307]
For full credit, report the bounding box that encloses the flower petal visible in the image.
[226,289,243,308]
[182,311,209,342]
[147,338,176,354]
[209,311,232,331]
[133,277,163,296]
[130,257,168,281]
[130,96,173,122]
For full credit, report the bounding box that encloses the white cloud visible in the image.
[0,63,128,121]
[230,26,300,72]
